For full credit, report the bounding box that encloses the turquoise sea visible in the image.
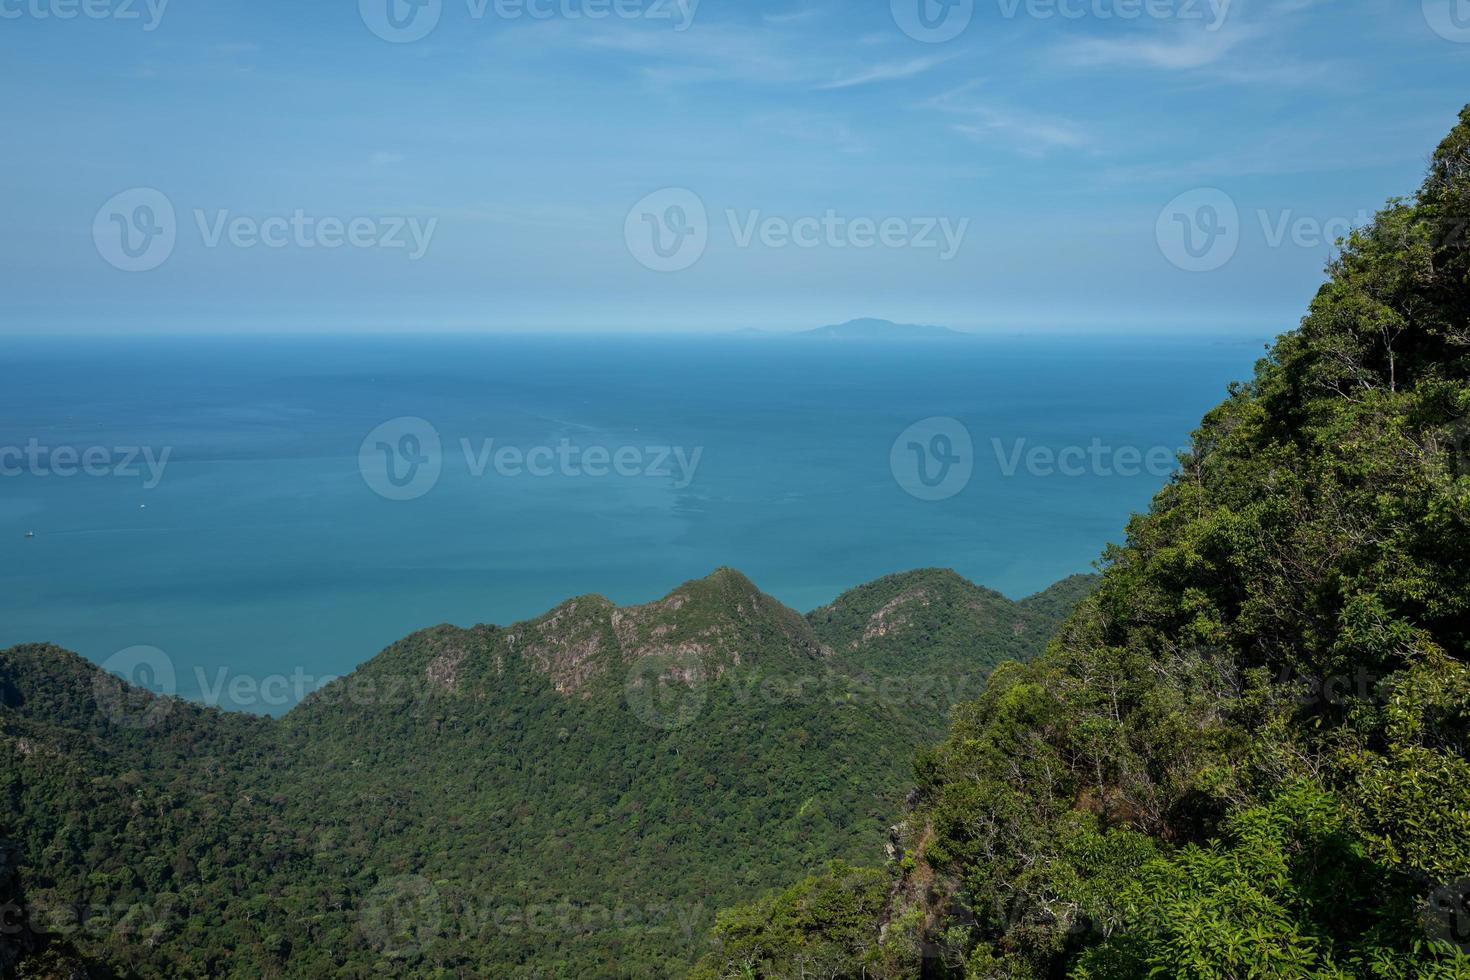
[1,333,1266,712]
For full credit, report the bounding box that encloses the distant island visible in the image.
[731,317,966,338]
[802,317,963,338]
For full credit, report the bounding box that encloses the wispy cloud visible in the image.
[1049,3,1339,87]
[762,3,827,25]
[516,17,956,92]
[949,115,1088,155]
[928,85,1089,156]
[1057,25,1260,71]
[816,54,954,90]
[577,22,819,86]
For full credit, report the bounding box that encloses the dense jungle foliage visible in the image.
[0,568,1086,977]
[691,106,1470,980]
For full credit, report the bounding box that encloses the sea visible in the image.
[1,332,1267,713]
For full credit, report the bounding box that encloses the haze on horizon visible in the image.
[3,0,1467,336]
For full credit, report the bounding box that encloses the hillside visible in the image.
[691,106,1470,980]
[807,570,1098,738]
[0,568,1087,978]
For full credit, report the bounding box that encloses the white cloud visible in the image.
[761,3,828,25]
[1057,25,1260,71]
[816,55,955,90]
[948,114,1088,154]
[506,16,956,92]
[928,85,1089,156]
[1048,3,1339,86]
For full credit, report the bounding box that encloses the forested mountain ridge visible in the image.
[293,567,825,708]
[0,567,1089,978]
[692,106,1470,980]
[807,571,1100,739]
[810,569,1099,668]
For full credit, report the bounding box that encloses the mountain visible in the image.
[799,318,962,339]
[807,570,1097,737]
[691,106,1470,980]
[722,318,965,339]
[0,567,1090,978]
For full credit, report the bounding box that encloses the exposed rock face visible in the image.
[599,568,824,688]
[857,588,934,648]
[395,568,830,699]
[516,597,616,695]
[884,823,906,864]
[355,567,1095,708]
[422,626,491,692]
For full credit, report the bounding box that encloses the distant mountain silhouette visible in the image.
[723,318,964,338]
[800,317,962,338]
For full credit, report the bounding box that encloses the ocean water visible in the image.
[1,333,1265,713]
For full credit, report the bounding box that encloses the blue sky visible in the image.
[3,0,1468,334]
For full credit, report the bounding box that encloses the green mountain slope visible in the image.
[692,105,1470,980]
[807,571,1098,738]
[0,568,1085,978]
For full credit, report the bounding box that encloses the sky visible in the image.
[2,0,1468,334]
